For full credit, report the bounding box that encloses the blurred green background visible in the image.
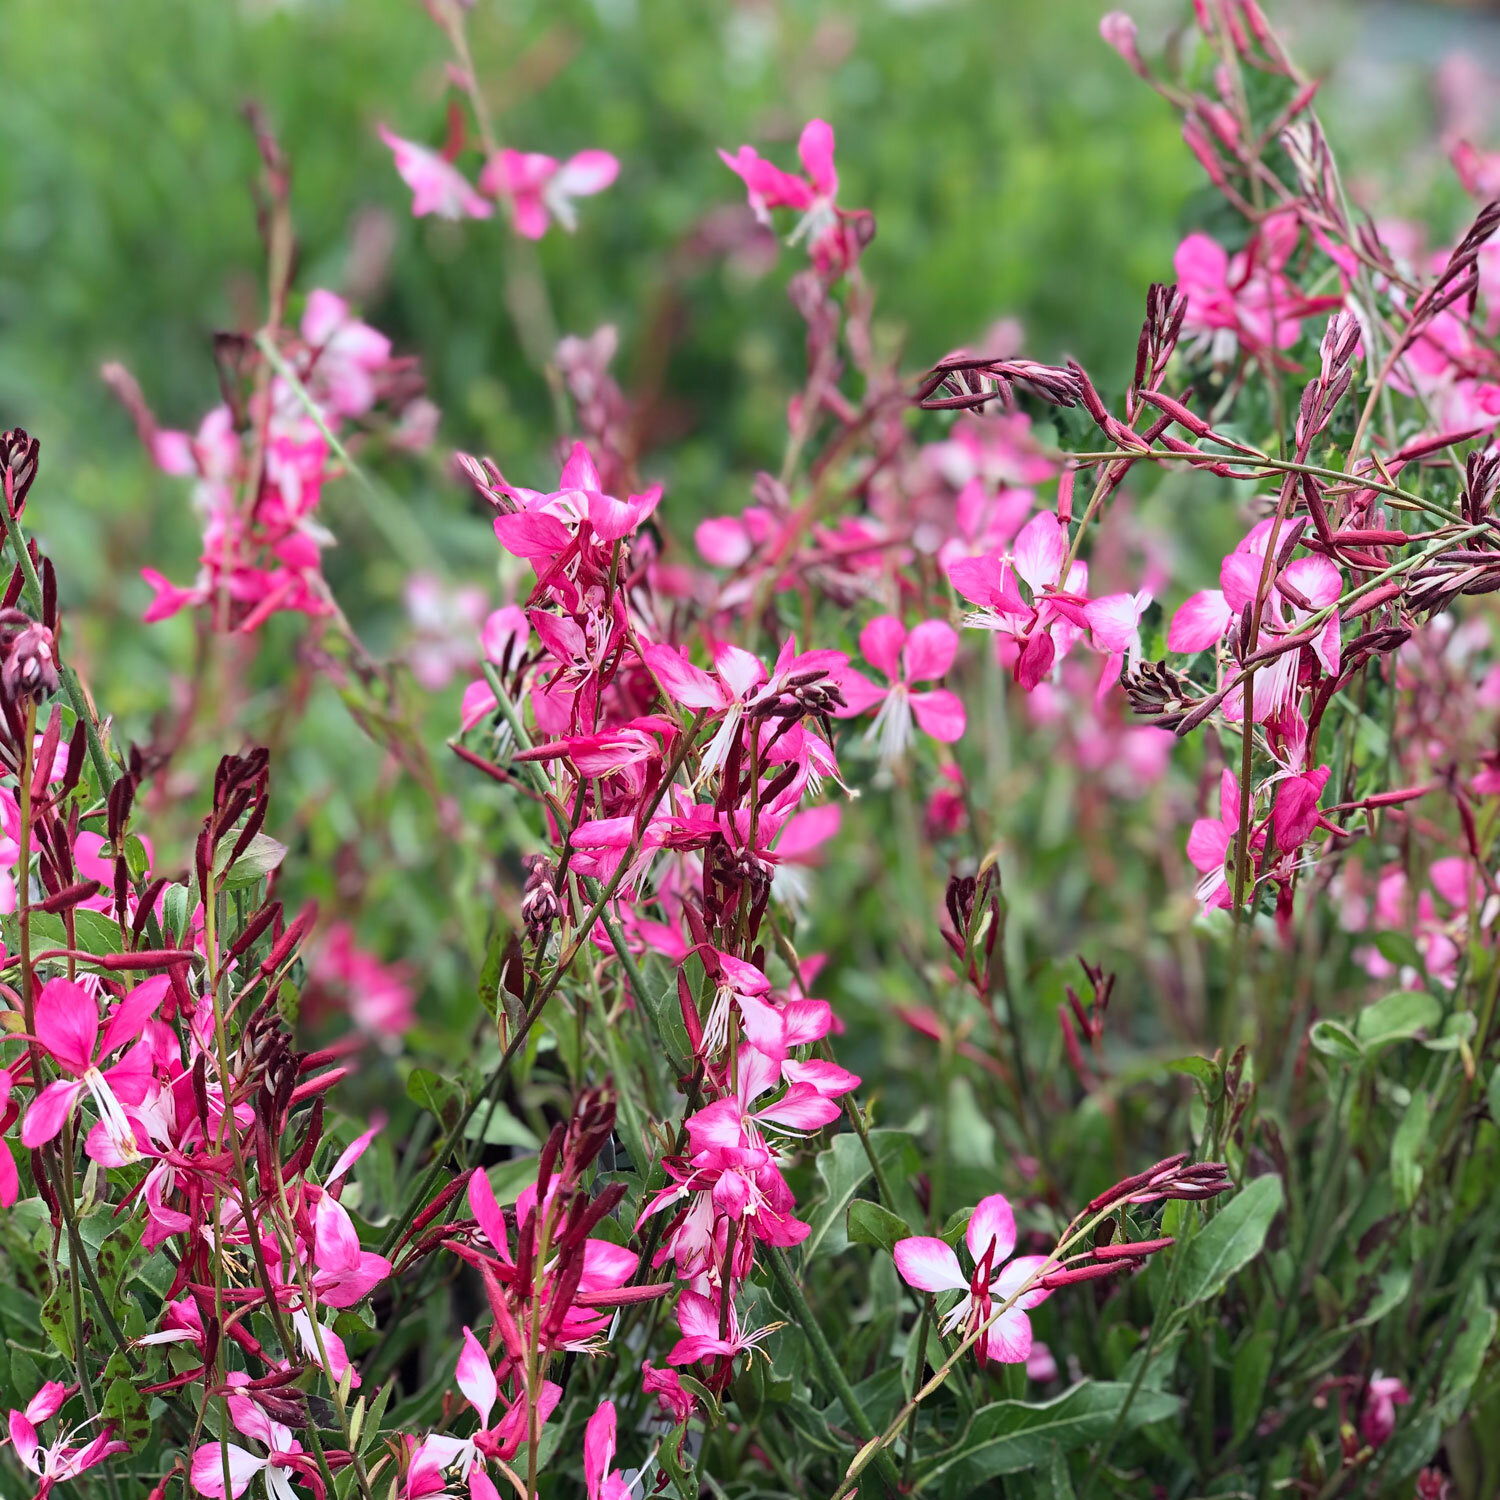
[0,0,1491,1051]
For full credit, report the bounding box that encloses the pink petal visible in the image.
[189,1442,265,1499]
[556,150,620,198]
[460,680,498,732]
[831,666,887,718]
[1173,233,1229,292]
[910,689,966,743]
[1084,592,1149,654]
[468,1167,511,1260]
[1219,551,1263,613]
[966,1194,1017,1264]
[902,619,958,683]
[640,643,728,711]
[981,1307,1034,1365]
[1281,555,1341,608]
[892,1236,967,1293]
[21,1079,83,1148]
[991,1253,1054,1311]
[1167,590,1232,653]
[1012,512,1067,594]
[1313,611,1341,677]
[696,516,753,568]
[755,1085,842,1132]
[797,119,838,198]
[584,1399,618,1500]
[480,605,530,665]
[859,615,907,680]
[558,441,602,494]
[1015,629,1056,690]
[456,1326,498,1429]
[1185,816,1230,875]
[34,978,100,1073]
[99,974,170,1057]
[313,1195,363,1274]
[713,643,766,700]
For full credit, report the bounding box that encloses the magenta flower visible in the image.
[948,510,1091,690]
[378,125,493,220]
[666,1290,778,1368]
[1173,210,1339,358]
[1186,769,1264,910]
[189,1395,311,1499]
[479,149,619,239]
[720,118,837,228]
[836,617,966,765]
[8,1385,127,1500]
[583,1400,631,1500]
[893,1193,1052,1364]
[21,976,168,1162]
[1359,1373,1410,1448]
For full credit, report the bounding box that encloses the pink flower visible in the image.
[584,1400,631,1500]
[299,290,393,420]
[720,119,862,271]
[8,1388,128,1500]
[641,1361,696,1426]
[479,149,619,239]
[836,617,966,764]
[893,1193,1052,1364]
[666,1290,778,1368]
[378,126,493,220]
[1358,1374,1409,1448]
[189,1397,310,1499]
[1186,769,1262,910]
[948,510,1091,690]
[21,976,168,1161]
[1173,210,1339,357]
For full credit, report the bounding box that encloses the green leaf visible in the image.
[4,909,124,962]
[1354,989,1441,1048]
[406,1067,465,1132]
[803,1130,918,1260]
[914,1382,1180,1497]
[1230,1329,1275,1443]
[1308,1020,1363,1063]
[847,1199,911,1255]
[40,1273,75,1359]
[1166,1055,1222,1101]
[1486,1067,1500,1128]
[637,966,693,1076]
[463,1100,539,1149]
[214,831,287,890]
[103,1374,151,1449]
[1372,932,1423,974]
[1174,1174,1283,1310]
[1436,1285,1496,1427]
[1390,1089,1430,1210]
[161,883,194,941]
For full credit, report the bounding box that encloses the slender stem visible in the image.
[1,507,116,790]
[765,1248,902,1494]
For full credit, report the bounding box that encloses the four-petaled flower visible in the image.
[893,1193,1052,1364]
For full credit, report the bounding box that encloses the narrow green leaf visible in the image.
[1174,1175,1283,1310]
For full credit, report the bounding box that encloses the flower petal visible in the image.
[893,1236,967,1293]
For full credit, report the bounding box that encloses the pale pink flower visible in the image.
[835,617,966,764]
[893,1193,1052,1365]
[378,126,493,220]
[479,149,619,239]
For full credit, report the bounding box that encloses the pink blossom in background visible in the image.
[378,125,493,219]
[480,149,619,238]
[307,924,416,1041]
[835,616,966,765]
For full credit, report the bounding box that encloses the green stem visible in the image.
[765,1248,902,1494]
